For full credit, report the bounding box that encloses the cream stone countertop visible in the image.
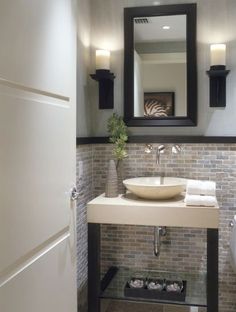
[87,193,219,229]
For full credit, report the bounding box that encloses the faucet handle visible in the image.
[144,144,153,154]
[158,145,166,153]
[172,144,182,154]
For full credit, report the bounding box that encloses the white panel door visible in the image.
[0,1,77,311]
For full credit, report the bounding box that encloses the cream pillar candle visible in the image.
[96,50,110,70]
[210,44,226,66]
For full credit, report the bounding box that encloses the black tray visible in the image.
[124,280,187,302]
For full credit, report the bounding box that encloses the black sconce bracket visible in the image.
[206,65,230,107]
[90,69,115,109]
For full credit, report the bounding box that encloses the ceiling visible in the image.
[134,15,186,43]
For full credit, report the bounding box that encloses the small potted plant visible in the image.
[106,113,128,195]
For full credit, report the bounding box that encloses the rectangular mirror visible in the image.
[124,4,197,127]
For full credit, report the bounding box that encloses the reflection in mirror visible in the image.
[134,15,187,118]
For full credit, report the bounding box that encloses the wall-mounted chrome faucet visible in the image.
[145,144,183,165]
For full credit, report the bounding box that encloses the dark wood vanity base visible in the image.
[88,223,219,312]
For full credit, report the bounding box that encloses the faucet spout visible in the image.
[160,172,165,185]
[156,145,165,165]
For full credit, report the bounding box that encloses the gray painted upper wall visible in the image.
[85,0,236,137]
[76,0,92,137]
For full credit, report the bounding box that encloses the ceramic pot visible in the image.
[116,159,126,195]
[105,160,118,197]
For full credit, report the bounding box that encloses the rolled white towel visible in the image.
[186,180,216,196]
[185,194,217,207]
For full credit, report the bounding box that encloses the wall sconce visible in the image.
[206,44,230,107]
[90,50,115,109]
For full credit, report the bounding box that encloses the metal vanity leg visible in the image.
[207,229,219,312]
[88,223,101,312]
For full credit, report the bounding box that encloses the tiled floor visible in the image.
[102,300,206,312]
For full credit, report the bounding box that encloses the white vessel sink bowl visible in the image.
[123,177,187,200]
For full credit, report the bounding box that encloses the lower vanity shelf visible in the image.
[100,267,207,308]
[124,280,187,302]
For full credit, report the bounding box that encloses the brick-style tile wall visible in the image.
[101,224,206,275]
[77,143,236,312]
[76,145,93,311]
[93,143,236,312]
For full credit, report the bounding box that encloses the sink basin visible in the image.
[123,177,187,200]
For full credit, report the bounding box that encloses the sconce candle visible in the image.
[210,44,226,67]
[207,43,230,107]
[96,50,110,70]
[91,50,115,109]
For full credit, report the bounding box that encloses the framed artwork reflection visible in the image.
[144,92,175,117]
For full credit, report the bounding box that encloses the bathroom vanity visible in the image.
[87,193,219,312]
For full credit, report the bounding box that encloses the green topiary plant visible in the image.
[107,113,128,164]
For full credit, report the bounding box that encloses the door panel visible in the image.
[0,239,76,312]
[0,0,76,96]
[0,86,72,272]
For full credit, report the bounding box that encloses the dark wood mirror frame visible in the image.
[124,3,197,127]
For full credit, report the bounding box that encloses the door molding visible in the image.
[0,77,70,102]
[0,227,70,288]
